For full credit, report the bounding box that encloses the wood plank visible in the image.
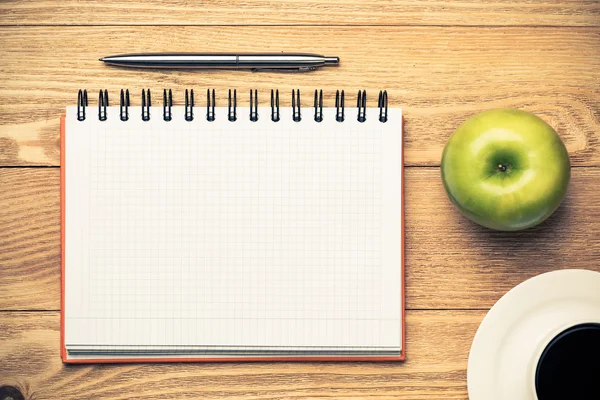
[0,0,599,27]
[0,310,482,399]
[2,168,599,311]
[1,26,599,167]
[407,167,600,309]
[0,168,60,310]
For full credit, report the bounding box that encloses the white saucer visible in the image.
[467,269,600,400]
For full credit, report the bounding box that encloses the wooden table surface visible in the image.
[1,1,599,399]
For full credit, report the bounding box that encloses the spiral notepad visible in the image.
[61,88,404,362]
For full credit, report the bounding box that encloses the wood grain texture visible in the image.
[0,0,599,27]
[2,168,599,311]
[0,310,482,399]
[0,168,60,311]
[1,26,599,167]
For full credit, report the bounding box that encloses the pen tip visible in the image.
[99,57,106,62]
[324,56,340,65]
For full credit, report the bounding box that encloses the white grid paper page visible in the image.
[64,105,403,356]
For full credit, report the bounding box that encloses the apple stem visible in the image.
[498,164,507,172]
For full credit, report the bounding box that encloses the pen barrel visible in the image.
[103,54,239,68]
[237,54,327,69]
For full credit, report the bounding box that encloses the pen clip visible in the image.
[251,67,318,73]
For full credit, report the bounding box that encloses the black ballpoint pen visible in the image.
[99,53,340,72]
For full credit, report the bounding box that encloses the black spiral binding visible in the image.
[120,89,130,121]
[271,89,280,122]
[141,89,151,121]
[77,89,88,121]
[228,89,237,122]
[77,89,390,123]
[185,89,194,121]
[292,89,301,122]
[335,90,345,122]
[163,89,172,121]
[357,90,367,123]
[314,90,323,122]
[250,89,258,122]
[378,90,388,123]
[98,90,108,121]
[207,89,215,122]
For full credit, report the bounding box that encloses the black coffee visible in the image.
[535,323,600,400]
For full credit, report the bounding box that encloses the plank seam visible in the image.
[0,24,599,29]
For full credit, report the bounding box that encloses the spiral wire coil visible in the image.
[76,89,390,123]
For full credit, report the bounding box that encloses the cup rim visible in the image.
[529,321,600,400]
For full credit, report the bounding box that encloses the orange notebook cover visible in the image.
[61,97,405,363]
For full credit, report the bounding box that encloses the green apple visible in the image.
[441,109,570,231]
